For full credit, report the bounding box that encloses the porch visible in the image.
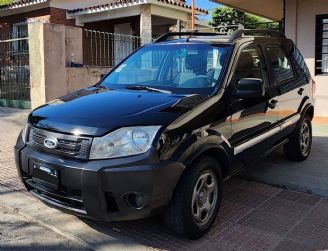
[66,1,207,45]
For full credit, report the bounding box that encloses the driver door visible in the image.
[228,43,280,164]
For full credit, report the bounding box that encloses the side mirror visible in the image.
[233,78,265,99]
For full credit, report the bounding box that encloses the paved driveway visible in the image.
[240,123,328,196]
[1,107,328,251]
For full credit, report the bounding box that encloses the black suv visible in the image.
[15,30,315,239]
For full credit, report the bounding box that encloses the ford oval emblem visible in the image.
[43,137,58,149]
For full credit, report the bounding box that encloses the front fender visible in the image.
[164,132,232,178]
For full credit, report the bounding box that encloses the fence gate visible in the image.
[0,23,30,109]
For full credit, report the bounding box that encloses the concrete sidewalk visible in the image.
[1,107,328,250]
[0,204,91,251]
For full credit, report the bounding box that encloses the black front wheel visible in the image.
[284,115,312,161]
[163,156,223,239]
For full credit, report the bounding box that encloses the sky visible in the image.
[185,0,221,20]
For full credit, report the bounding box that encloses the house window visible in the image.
[316,15,328,75]
[11,22,28,53]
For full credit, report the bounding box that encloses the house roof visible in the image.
[0,0,47,10]
[67,0,208,15]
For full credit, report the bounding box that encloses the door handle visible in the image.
[268,99,278,109]
[298,88,304,95]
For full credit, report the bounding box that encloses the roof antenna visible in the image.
[186,29,198,42]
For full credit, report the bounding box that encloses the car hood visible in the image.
[28,87,206,136]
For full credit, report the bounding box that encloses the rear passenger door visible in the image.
[265,44,303,122]
[228,43,280,163]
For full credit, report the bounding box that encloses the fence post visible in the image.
[28,22,67,109]
[140,4,152,44]
[28,22,46,109]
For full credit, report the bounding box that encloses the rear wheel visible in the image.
[164,156,223,239]
[284,115,312,161]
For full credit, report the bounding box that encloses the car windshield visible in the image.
[100,43,230,95]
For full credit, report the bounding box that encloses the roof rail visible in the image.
[154,29,286,43]
[229,29,286,42]
[155,31,228,43]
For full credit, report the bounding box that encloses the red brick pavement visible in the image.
[1,108,328,251]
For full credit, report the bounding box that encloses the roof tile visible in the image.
[0,0,47,9]
[67,0,208,15]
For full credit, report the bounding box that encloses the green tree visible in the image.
[210,6,279,30]
[0,0,13,6]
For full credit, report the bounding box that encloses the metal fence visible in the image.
[0,24,30,108]
[83,29,151,67]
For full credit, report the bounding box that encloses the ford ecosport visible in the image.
[15,30,315,239]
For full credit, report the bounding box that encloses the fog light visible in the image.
[125,193,148,209]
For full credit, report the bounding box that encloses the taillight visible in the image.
[312,79,316,97]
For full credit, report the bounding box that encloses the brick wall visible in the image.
[0,8,50,33]
[0,7,76,34]
[50,8,75,27]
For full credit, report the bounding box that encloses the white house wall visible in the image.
[150,4,189,21]
[285,0,328,117]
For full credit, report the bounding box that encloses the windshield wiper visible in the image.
[96,85,111,90]
[125,85,172,94]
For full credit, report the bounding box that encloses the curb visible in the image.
[0,186,150,251]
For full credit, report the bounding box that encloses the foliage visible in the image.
[0,0,13,6]
[210,6,279,30]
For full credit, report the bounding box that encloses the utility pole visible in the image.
[192,0,195,30]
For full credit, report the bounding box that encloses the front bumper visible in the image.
[14,139,184,221]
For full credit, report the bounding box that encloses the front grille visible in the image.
[27,127,92,159]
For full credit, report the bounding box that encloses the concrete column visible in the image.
[285,0,297,43]
[65,26,83,66]
[28,22,46,109]
[28,22,67,109]
[183,13,193,30]
[43,23,67,102]
[140,4,152,44]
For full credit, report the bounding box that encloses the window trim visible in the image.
[315,14,328,75]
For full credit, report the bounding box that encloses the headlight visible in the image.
[21,123,29,144]
[90,126,161,160]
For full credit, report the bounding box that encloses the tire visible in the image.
[284,114,312,161]
[163,156,223,240]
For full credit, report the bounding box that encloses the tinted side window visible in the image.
[283,42,311,80]
[231,45,266,90]
[266,46,295,84]
[293,46,311,80]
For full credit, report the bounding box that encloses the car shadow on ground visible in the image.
[79,135,328,250]
[240,136,328,196]
[80,178,256,250]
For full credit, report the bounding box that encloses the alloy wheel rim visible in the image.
[191,171,218,227]
[300,121,310,155]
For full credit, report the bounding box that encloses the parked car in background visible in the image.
[15,30,315,239]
